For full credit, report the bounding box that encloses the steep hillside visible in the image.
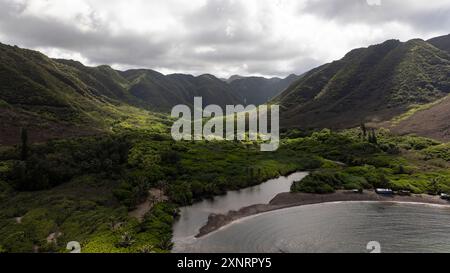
[428,34,450,53]
[275,39,450,134]
[391,94,450,141]
[229,74,300,105]
[121,70,243,110]
[0,43,168,145]
[0,44,114,145]
[0,42,295,145]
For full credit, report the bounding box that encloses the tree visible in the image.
[371,129,378,145]
[116,232,135,248]
[368,129,378,145]
[431,177,442,195]
[157,235,173,250]
[20,128,28,161]
[360,123,367,139]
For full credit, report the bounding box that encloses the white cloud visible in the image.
[0,0,449,78]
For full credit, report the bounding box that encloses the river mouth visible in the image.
[172,171,450,253]
[174,202,450,253]
[171,172,308,252]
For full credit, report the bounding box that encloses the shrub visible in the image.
[161,150,181,165]
[167,181,193,205]
[423,143,450,162]
[113,171,153,210]
[291,172,342,194]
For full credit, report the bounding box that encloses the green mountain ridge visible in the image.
[428,34,450,54]
[229,74,301,105]
[275,36,450,140]
[2,34,450,145]
[0,42,297,145]
[1,37,450,254]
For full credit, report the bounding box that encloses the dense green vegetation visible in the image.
[1,123,449,253]
[1,37,450,254]
[0,126,321,253]
[290,128,450,195]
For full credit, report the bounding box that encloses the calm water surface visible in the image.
[172,172,308,251]
[172,172,450,253]
[176,202,450,253]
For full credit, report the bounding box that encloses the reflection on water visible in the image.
[172,172,308,251]
[176,202,450,253]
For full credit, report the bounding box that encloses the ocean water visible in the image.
[172,172,309,251]
[175,202,450,253]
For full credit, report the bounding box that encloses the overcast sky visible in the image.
[0,0,449,78]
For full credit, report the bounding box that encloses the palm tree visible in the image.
[139,245,155,253]
[360,123,367,139]
[117,232,135,248]
[157,235,173,250]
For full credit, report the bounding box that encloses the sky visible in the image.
[0,0,449,78]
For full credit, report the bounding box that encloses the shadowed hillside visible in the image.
[428,34,450,54]
[229,74,300,105]
[0,43,293,145]
[275,38,450,140]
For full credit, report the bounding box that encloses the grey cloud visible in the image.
[0,0,298,76]
[182,0,272,48]
[0,1,169,67]
[302,0,450,34]
[244,57,322,76]
[0,0,448,78]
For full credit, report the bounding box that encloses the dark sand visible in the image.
[196,191,450,238]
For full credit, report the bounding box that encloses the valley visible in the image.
[0,35,449,253]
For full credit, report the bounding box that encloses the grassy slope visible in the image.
[3,42,302,146]
[275,39,450,133]
[389,94,450,141]
[0,43,246,145]
[428,34,450,54]
[0,43,170,145]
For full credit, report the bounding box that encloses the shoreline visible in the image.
[195,190,450,238]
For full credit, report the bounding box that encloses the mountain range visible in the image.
[1,34,450,145]
[229,74,300,105]
[275,34,450,141]
[0,42,297,145]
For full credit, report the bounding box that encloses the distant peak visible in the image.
[428,34,450,54]
[227,75,245,83]
[198,74,219,80]
[428,33,450,41]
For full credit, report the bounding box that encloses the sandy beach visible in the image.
[196,191,450,238]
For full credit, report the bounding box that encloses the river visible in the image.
[172,172,309,252]
[172,172,450,253]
